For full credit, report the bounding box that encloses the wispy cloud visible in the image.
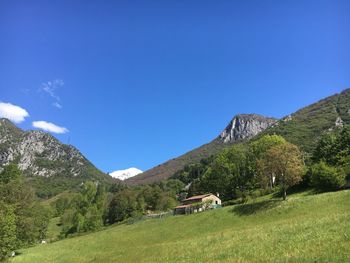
[20,88,30,94]
[32,121,69,134]
[0,102,29,123]
[40,79,64,109]
[52,102,62,109]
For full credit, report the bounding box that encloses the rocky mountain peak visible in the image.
[0,118,104,180]
[219,114,277,143]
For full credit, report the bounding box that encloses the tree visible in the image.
[83,206,103,231]
[312,132,338,165]
[155,194,176,211]
[250,135,287,159]
[313,125,350,166]
[0,163,50,249]
[107,190,137,223]
[259,142,304,200]
[200,145,252,201]
[250,135,287,189]
[310,161,346,191]
[0,163,21,184]
[0,202,16,261]
[54,196,71,216]
[59,181,108,236]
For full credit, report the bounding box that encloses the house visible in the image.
[174,193,221,215]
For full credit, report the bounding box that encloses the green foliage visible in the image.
[159,179,185,195]
[59,182,107,236]
[11,190,350,263]
[0,164,50,261]
[0,163,21,184]
[310,162,346,191]
[249,134,287,159]
[28,176,85,199]
[108,190,137,224]
[130,90,350,185]
[174,135,307,202]
[54,196,71,217]
[312,132,338,165]
[311,125,350,185]
[0,202,16,261]
[258,142,305,200]
[199,145,253,201]
[172,158,213,184]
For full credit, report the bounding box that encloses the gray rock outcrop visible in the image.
[219,114,277,143]
[0,118,94,177]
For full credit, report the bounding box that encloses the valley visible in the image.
[11,189,350,263]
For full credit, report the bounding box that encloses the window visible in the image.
[215,201,218,204]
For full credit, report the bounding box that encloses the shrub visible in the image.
[310,162,346,191]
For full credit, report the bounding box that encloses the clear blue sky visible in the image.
[1,0,349,173]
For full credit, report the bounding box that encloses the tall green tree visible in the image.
[0,202,16,261]
[0,164,50,259]
[310,161,346,191]
[60,181,108,236]
[200,145,252,201]
[250,135,287,189]
[259,142,304,200]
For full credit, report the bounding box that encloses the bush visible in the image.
[310,162,346,191]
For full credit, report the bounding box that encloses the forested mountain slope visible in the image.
[0,119,115,197]
[127,89,350,185]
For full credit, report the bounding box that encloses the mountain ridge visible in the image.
[126,89,350,185]
[0,118,115,197]
[125,114,277,185]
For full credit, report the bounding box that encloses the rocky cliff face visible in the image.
[0,118,104,179]
[126,114,277,185]
[219,114,277,143]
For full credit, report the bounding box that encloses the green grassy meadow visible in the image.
[12,190,350,263]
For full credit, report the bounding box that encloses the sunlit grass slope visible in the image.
[12,190,350,263]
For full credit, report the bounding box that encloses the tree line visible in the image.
[174,125,349,202]
[1,125,348,260]
[0,163,185,260]
[0,164,50,260]
[53,179,185,237]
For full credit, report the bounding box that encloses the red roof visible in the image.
[183,194,213,202]
[174,204,191,209]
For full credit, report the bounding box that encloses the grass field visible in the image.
[11,190,350,263]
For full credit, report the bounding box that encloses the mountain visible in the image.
[0,118,115,197]
[125,114,277,185]
[109,167,143,180]
[219,114,277,143]
[126,89,350,185]
[260,88,350,153]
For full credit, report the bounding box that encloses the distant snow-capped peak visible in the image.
[109,167,143,180]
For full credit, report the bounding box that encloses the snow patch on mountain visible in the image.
[109,167,143,180]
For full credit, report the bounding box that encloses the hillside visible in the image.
[126,114,276,185]
[261,88,350,153]
[11,189,350,263]
[0,118,115,197]
[127,89,350,185]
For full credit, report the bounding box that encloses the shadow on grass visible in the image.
[231,199,280,216]
[272,185,316,198]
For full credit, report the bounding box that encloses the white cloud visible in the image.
[32,121,69,134]
[52,102,62,109]
[0,102,29,123]
[40,79,64,109]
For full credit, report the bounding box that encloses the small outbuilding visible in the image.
[174,193,221,215]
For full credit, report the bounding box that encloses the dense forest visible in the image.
[173,125,350,202]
